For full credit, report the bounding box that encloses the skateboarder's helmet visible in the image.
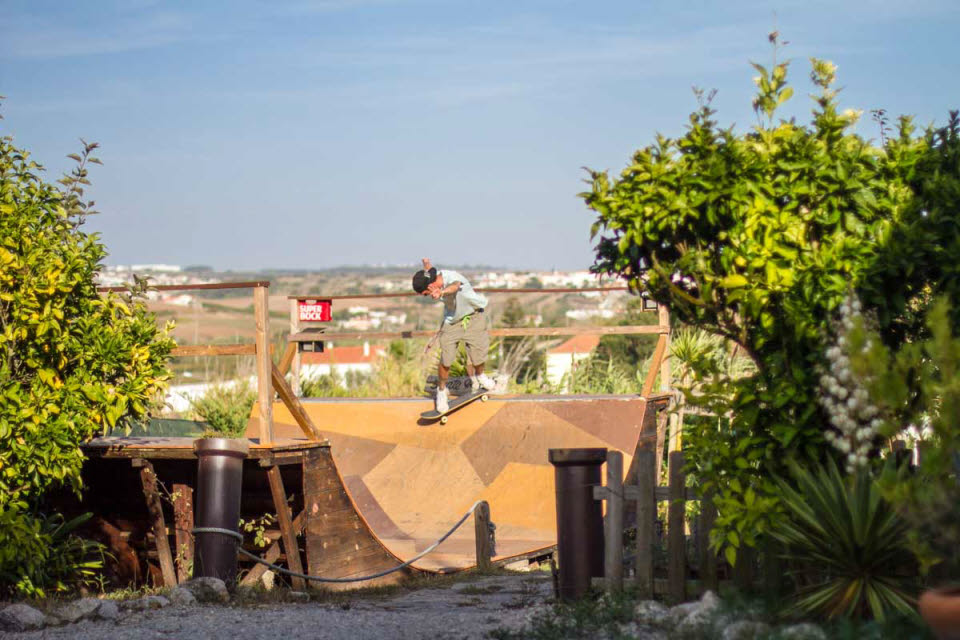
[412,267,438,293]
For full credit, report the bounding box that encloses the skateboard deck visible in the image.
[419,389,489,424]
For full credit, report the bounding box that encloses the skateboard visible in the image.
[419,389,489,424]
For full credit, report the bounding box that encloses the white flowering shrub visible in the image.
[818,294,889,472]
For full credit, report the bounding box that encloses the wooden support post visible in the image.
[172,483,194,584]
[254,284,274,444]
[698,490,718,593]
[641,335,668,398]
[288,299,301,396]
[654,407,669,487]
[266,466,306,590]
[658,305,671,395]
[604,451,624,593]
[474,501,493,572]
[278,342,296,377]
[240,511,305,587]
[667,450,686,604]
[271,363,323,440]
[634,450,656,599]
[135,460,177,588]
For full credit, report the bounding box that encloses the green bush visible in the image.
[581,42,960,562]
[0,119,174,595]
[189,383,256,437]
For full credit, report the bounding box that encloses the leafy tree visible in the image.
[0,120,174,595]
[581,48,960,562]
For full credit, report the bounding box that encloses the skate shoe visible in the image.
[435,388,449,413]
[475,374,497,390]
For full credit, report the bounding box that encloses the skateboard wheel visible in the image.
[440,416,448,425]
[481,394,488,402]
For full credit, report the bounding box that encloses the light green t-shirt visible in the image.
[438,269,488,325]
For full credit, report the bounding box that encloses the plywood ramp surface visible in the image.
[251,395,657,573]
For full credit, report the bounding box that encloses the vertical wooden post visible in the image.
[289,298,301,397]
[474,501,493,572]
[634,450,656,599]
[698,490,718,593]
[604,451,624,593]
[734,544,756,591]
[254,284,274,444]
[667,450,686,604]
[266,466,306,589]
[172,483,194,584]
[136,460,177,588]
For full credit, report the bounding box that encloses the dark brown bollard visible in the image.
[549,447,606,601]
[194,438,249,585]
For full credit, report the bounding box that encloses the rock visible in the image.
[665,601,700,627]
[779,622,828,640]
[96,599,121,621]
[287,591,311,603]
[0,604,47,631]
[721,620,771,640]
[54,597,102,623]
[674,590,724,638]
[168,586,198,606]
[123,595,171,611]
[261,569,276,590]
[182,577,230,603]
[634,600,669,627]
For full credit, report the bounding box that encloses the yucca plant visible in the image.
[770,458,917,621]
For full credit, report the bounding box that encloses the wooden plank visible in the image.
[699,490,718,593]
[634,450,656,599]
[99,281,271,293]
[137,460,177,588]
[654,407,669,487]
[287,299,300,396]
[288,286,631,301]
[271,363,323,440]
[667,451,686,604]
[641,335,668,398]
[254,285,274,444]
[303,447,415,590]
[172,483,194,584]
[171,344,256,357]
[604,451,624,593]
[289,324,668,343]
[240,511,305,587]
[474,501,493,571]
[267,466,306,589]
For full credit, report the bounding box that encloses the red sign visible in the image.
[298,299,332,322]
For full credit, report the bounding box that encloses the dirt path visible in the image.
[8,574,554,640]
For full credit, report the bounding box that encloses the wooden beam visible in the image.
[278,342,296,377]
[99,281,271,293]
[604,451,624,593]
[266,466,306,589]
[287,286,631,301]
[172,484,194,584]
[667,451,686,604]
[136,460,177,588]
[271,363,323,440]
[287,299,301,396]
[290,324,668,343]
[171,344,257,357]
[633,450,656,599]
[254,285,274,444]
[641,334,668,398]
[474,501,493,572]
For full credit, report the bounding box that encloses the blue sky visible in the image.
[2,1,958,271]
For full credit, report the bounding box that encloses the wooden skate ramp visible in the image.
[253,395,663,573]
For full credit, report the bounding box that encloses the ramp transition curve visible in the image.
[251,395,664,576]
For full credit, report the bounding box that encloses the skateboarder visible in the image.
[413,258,496,413]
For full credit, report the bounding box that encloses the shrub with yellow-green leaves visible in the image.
[0,125,175,595]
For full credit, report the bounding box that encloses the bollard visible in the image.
[194,438,249,585]
[549,447,606,601]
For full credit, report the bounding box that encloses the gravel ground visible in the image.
[4,574,554,640]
